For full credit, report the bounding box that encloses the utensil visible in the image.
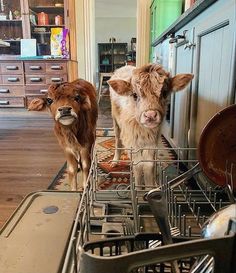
[198,104,236,193]
[147,189,180,273]
[201,203,236,238]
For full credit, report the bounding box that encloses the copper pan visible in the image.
[198,104,236,192]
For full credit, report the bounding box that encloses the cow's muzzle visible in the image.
[55,106,78,125]
[140,110,162,129]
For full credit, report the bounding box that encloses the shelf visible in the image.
[33,25,65,27]
[32,32,51,35]
[30,6,64,13]
[0,40,10,47]
[100,53,112,56]
[3,40,21,43]
[0,20,22,23]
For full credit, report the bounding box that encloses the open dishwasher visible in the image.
[62,105,236,273]
[61,145,235,273]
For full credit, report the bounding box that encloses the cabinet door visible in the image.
[170,29,194,153]
[190,0,236,147]
[0,0,23,55]
[28,0,66,56]
[98,43,112,73]
[112,43,127,71]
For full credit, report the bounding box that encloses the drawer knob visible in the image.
[30,77,42,82]
[51,77,62,82]
[29,65,42,70]
[0,100,9,105]
[40,89,48,93]
[50,65,62,70]
[6,66,18,70]
[7,77,19,82]
[0,89,10,93]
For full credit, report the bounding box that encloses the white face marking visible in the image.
[55,109,78,126]
[58,117,75,126]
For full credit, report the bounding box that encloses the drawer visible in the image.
[25,75,46,85]
[0,86,25,97]
[24,62,46,73]
[46,74,68,85]
[0,97,25,107]
[46,62,67,74]
[25,95,44,108]
[25,85,48,95]
[2,75,24,85]
[1,62,23,74]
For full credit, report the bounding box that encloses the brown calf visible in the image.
[28,79,98,190]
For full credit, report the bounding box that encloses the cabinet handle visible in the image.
[0,100,9,105]
[6,65,18,70]
[30,77,42,82]
[7,77,19,82]
[29,65,42,70]
[50,65,62,70]
[40,89,48,93]
[169,30,188,44]
[0,89,10,93]
[51,77,62,82]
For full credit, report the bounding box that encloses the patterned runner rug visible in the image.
[48,131,176,191]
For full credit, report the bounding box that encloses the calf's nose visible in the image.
[58,106,72,115]
[144,110,157,120]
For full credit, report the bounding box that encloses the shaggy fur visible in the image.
[28,79,98,190]
[108,64,193,187]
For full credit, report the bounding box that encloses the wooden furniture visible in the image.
[97,72,113,104]
[98,43,127,73]
[0,59,69,108]
[0,0,78,108]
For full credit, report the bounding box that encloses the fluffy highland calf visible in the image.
[108,64,193,187]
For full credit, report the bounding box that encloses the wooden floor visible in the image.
[0,109,65,228]
[0,95,112,228]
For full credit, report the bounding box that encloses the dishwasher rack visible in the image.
[61,146,234,273]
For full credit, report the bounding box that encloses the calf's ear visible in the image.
[171,74,194,92]
[28,98,47,111]
[108,79,132,96]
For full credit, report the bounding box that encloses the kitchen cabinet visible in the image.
[98,43,128,73]
[149,0,183,62]
[0,59,68,108]
[153,0,236,152]
[28,0,65,56]
[0,0,77,108]
[0,0,24,55]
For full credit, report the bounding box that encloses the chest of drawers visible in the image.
[0,62,24,107]
[0,60,69,108]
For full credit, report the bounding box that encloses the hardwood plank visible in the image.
[0,109,64,228]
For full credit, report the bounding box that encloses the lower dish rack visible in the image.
[61,146,235,273]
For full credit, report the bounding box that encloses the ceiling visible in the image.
[95,0,137,18]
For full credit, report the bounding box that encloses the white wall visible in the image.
[95,17,136,49]
[94,0,137,79]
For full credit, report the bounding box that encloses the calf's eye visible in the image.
[75,95,81,102]
[132,93,138,101]
[46,98,53,105]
